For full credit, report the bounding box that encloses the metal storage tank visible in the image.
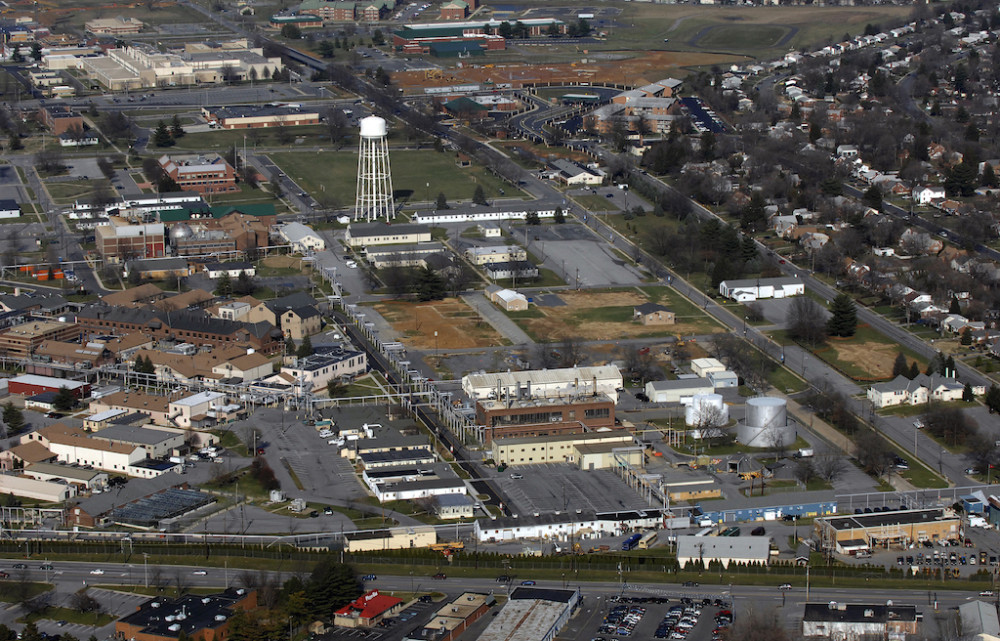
[737,396,795,447]
[684,393,728,427]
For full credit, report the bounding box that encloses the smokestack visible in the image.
[526,380,531,398]
[593,375,597,397]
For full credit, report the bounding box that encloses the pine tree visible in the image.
[525,211,540,225]
[891,352,908,378]
[214,272,232,297]
[170,114,185,139]
[908,361,920,379]
[296,335,313,358]
[2,402,24,433]
[553,207,565,224]
[435,192,448,209]
[53,386,77,412]
[961,329,973,346]
[152,120,174,148]
[472,184,487,206]
[949,296,961,314]
[985,385,1000,413]
[963,383,975,402]
[944,355,956,376]
[826,293,857,338]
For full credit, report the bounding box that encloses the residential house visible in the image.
[633,303,675,325]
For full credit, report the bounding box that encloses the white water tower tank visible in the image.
[354,116,395,223]
[684,393,727,427]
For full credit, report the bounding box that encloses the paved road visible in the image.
[460,292,534,345]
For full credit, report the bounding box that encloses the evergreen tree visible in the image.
[982,163,998,188]
[284,335,296,356]
[305,558,361,618]
[414,266,446,301]
[317,40,335,58]
[908,361,920,379]
[891,352,908,378]
[949,296,961,314]
[985,384,1000,413]
[963,382,975,402]
[944,355,956,376]
[2,403,24,433]
[29,42,42,62]
[296,335,313,359]
[10,45,23,64]
[214,272,232,297]
[472,184,487,206]
[525,211,540,225]
[53,386,76,412]
[553,206,565,224]
[435,192,448,209]
[961,328,973,346]
[740,234,758,264]
[152,120,174,148]
[826,293,857,338]
[170,114,185,139]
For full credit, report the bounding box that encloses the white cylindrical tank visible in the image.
[745,396,786,428]
[685,393,728,427]
[359,115,388,138]
[738,396,794,447]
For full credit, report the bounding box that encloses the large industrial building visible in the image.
[802,602,919,639]
[814,508,961,554]
[474,393,616,444]
[463,365,624,404]
[491,430,641,469]
[477,587,579,641]
[675,535,771,568]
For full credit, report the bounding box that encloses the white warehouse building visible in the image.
[463,365,624,404]
[718,277,804,302]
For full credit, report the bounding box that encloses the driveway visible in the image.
[461,292,533,345]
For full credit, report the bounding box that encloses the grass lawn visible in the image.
[573,194,620,211]
[169,125,335,152]
[877,400,975,419]
[19,606,116,627]
[270,150,525,205]
[774,325,927,382]
[639,285,726,335]
[0,581,50,603]
[606,5,914,59]
[44,180,97,204]
[768,365,808,394]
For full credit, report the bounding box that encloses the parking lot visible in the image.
[578,596,733,641]
[319,598,438,641]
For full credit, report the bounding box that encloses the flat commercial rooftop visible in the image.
[477,595,571,641]
[822,508,951,531]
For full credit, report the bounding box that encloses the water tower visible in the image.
[354,115,395,222]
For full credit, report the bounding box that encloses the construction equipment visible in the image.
[429,542,465,552]
[739,471,763,481]
[424,69,443,80]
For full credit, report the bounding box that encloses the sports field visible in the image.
[269,150,525,205]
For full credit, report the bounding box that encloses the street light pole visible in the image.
[143,553,149,588]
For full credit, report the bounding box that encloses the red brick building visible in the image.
[159,154,238,195]
[38,105,84,136]
[96,220,166,263]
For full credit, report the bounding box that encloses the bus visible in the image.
[621,533,642,551]
[637,531,658,550]
[694,527,714,537]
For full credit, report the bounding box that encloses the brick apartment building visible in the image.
[96,220,166,263]
[38,105,84,136]
[158,154,238,195]
[77,306,284,354]
[0,320,82,360]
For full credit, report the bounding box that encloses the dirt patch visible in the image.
[827,339,902,379]
[372,299,504,349]
[262,255,303,270]
[517,290,724,341]
[392,51,738,93]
